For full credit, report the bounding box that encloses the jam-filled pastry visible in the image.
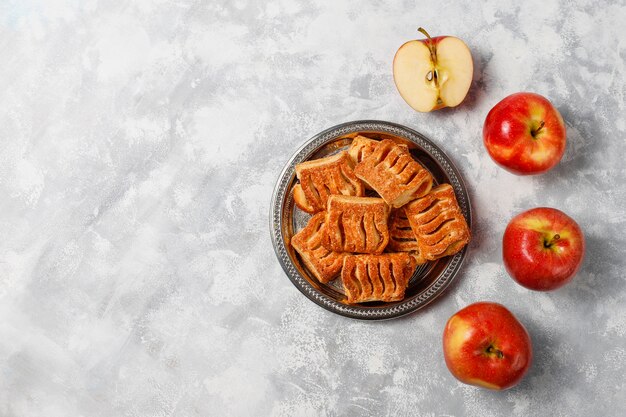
[354,139,433,208]
[321,195,390,254]
[341,253,415,303]
[404,184,470,261]
[291,213,346,283]
[293,151,364,214]
[347,136,410,165]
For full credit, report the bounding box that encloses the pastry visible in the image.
[387,207,419,252]
[348,136,410,191]
[322,195,390,254]
[348,135,410,165]
[347,135,379,164]
[354,139,433,208]
[291,213,346,283]
[404,184,470,261]
[341,253,415,303]
[387,208,428,265]
[293,151,364,213]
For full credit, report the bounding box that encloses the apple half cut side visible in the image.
[393,28,473,112]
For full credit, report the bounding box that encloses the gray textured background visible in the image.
[1,1,625,416]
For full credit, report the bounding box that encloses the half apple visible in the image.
[393,28,473,112]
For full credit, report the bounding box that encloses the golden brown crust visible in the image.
[386,208,428,264]
[293,151,364,214]
[354,139,433,208]
[387,207,419,252]
[321,195,390,254]
[341,253,415,303]
[404,184,470,261]
[348,137,408,192]
[291,213,346,283]
[408,251,427,266]
[293,184,314,213]
[347,135,378,164]
[348,136,410,165]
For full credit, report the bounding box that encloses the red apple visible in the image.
[443,302,532,390]
[503,207,585,291]
[393,27,473,112]
[483,92,566,175]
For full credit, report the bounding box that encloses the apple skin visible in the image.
[483,92,566,175]
[443,302,533,390]
[398,35,448,55]
[503,207,585,291]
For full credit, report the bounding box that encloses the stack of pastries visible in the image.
[290,135,470,304]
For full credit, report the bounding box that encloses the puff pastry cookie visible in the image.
[347,135,409,165]
[404,184,470,261]
[387,207,419,252]
[293,151,364,213]
[387,208,427,265]
[322,195,390,254]
[341,253,415,303]
[347,135,378,164]
[354,139,433,208]
[291,213,346,283]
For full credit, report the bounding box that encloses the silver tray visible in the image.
[270,120,471,320]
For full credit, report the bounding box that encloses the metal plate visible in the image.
[270,120,471,320]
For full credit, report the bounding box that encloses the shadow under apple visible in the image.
[557,233,624,304]
[461,314,574,410]
[534,102,603,185]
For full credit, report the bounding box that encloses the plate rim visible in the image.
[270,120,472,320]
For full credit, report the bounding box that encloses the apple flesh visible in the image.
[483,92,566,175]
[503,207,585,291]
[393,28,473,112]
[443,302,532,390]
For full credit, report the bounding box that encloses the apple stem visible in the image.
[531,121,545,137]
[544,234,561,248]
[486,345,504,359]
[417,27,439,86]
[418,27,433,40]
